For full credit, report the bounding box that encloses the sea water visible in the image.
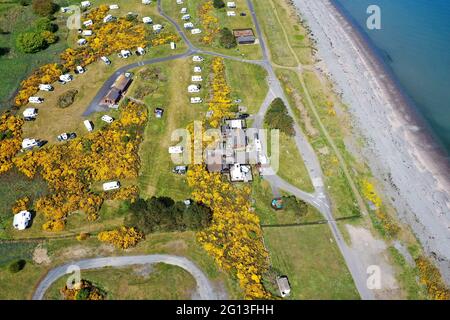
[333,0,450,156]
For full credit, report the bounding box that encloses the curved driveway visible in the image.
[32,254,218,300]
[80,0,373,299]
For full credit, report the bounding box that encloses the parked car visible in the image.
[57,132,77,142]
[101,56,111,65]
[101,115,114,123]
[75,66,85,74]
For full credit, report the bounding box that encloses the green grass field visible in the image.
[263,224,359,299]
[252,177,322,226]
[44,263,198,300]
[0,231,243,299]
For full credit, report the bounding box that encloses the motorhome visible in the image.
[39,84,53,91]
[28,96,43,104]
[83,120,94,132]
[103,181,121,191]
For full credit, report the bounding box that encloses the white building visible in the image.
[184,22,194,29]
[169,146,183,154]
[188,84,201,93]
[22,138,38,150]
[83,19,93,27]
[103,181,121,191]
[23,108,38,120]
[28,96,43,104]
[13,211,32,231]
[81,1,91,8]
[103,14,113,23]
[153,24,163,32]
[60,74,73,82]
[39,84,53,91]
[190,97,203,104]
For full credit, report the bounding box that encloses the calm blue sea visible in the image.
[333,0,450,155]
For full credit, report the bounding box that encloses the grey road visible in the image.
[32,254,218,300]
[79,0,373,299]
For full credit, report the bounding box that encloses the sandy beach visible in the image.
[292,0,450,283]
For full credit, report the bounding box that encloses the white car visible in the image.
[101,115,114,123]
[227,11,236,17]
[181,14,190,21]
[192,56,204,62]
[101,56,111,65]
[183,22,194,29]
[142,0,152,5]
[84,120,94,132]
[119,50,131,58]
[28,96,43,104]
[191,28,202,35]
[190,97,203,104]
[76,66,85,74]
[136,47,146,55]
[176,0,183,4]
[103,181,121,191]
[143,16,153,24]
[60,74,73,82]
[180,7,187,14]
[153,24,162,32]
[39,84,53,91]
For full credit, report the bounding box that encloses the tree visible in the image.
[9,259,26,273]
[16,32,46,53]
[32,0,56,16]
[264,98,295,136]
[219,28,237,49]
[213,0,225,9]
[35,17,57,33]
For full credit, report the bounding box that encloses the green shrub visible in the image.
[219,28,237,49]
[9,259,26,273]
[16,32,46,53]
[57,90,78,108]
[264,98,295,136]
[213,0,225,9]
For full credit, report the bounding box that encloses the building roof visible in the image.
[103,88,121,103]
[233,29,254,38]
[113,74,132,92]
[237,35,256,44]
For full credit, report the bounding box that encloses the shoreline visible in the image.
[292,0,450,284]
